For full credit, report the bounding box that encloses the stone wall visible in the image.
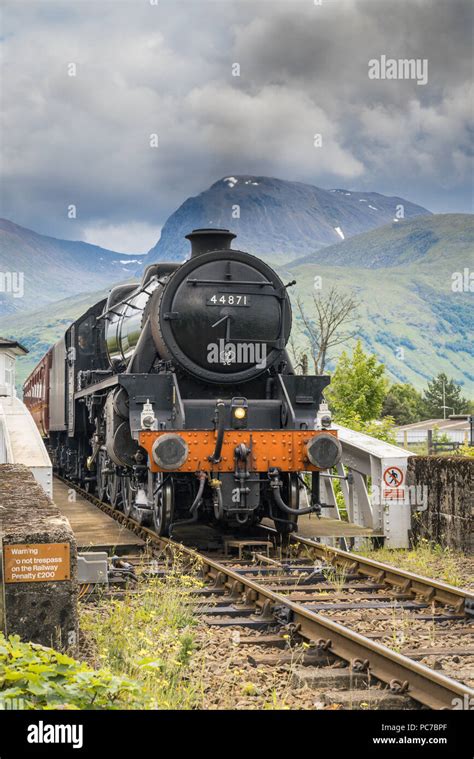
[406,456,473,553]
[0,464,78,648]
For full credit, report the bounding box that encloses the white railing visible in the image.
[0,395,52,498]
[319,424,416,548]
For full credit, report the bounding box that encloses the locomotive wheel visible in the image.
[108,473,122,510]
[84,479,96,495]
[151,473,174,536]
[122,476,133,517]
[96,451,108,503]
[275,473,299,536]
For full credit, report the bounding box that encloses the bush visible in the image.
[457,443,474,458]
[0,634,143,710]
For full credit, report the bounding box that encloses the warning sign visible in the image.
[3,543,70,583]
[380,460,408,503]
[383,465,404,488]
[382,487,405,501]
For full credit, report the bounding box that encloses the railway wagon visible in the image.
[23,350,50,437]
[24,228,342,536]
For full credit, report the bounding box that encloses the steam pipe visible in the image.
[190,471,206,514]
[213,483,224,520]
[169,471,206,532]
[270,473,319,516]
[209,400,225,464]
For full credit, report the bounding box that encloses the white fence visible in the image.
[396,429,468,445]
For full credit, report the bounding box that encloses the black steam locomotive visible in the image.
[24,229,341,535]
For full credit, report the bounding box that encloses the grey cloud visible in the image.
[0,0,472,251]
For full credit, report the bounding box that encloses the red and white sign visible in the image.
[380,461,408,503]
[383,465,404,488]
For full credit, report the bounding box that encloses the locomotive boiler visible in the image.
[24,228,342,535]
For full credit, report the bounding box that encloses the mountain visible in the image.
[143,175,431,267]
[0,196,471,396]
[0,219,143,316]
[290,213,473,268]
[283,214,474,394]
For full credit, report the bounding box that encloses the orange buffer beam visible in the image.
[139,429,338,473]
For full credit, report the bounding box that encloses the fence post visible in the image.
[427,429,433,455]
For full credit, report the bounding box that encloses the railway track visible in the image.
[62,477,474,710]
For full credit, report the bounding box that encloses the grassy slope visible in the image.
[282,215,474,395]
[0,287,111,388]
[290,213,471,268]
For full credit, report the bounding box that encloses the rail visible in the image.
[63,477,474,711]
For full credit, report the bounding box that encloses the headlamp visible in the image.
[231,397,248,429]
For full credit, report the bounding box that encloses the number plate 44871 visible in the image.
[206,294,251,306]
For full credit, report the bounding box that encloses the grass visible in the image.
[388,607,411,653]
[3,550,313,711]
[78,552,342,710]
[80,552,204,709]
[356,538,465,587]
[322,561,349,594]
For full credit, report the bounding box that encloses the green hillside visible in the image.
[0,288,110,389]
[283,215,473,395]
[290,214,473,268]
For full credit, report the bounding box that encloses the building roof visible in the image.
[395,417,471,432]
[0,337,29,355]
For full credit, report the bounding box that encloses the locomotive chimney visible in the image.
[186,228,236,258]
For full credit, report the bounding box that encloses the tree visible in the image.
[326,340,388,422]
[288,335,309,374]
[422,373,470,418]
[333,411,397,444]
[382,383,425,425]
[295,288,359,374]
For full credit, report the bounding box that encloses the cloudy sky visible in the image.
[1,0,472,252]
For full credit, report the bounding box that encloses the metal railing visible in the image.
[318,424,417,549]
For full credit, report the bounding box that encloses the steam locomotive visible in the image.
[24,229,341,535]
